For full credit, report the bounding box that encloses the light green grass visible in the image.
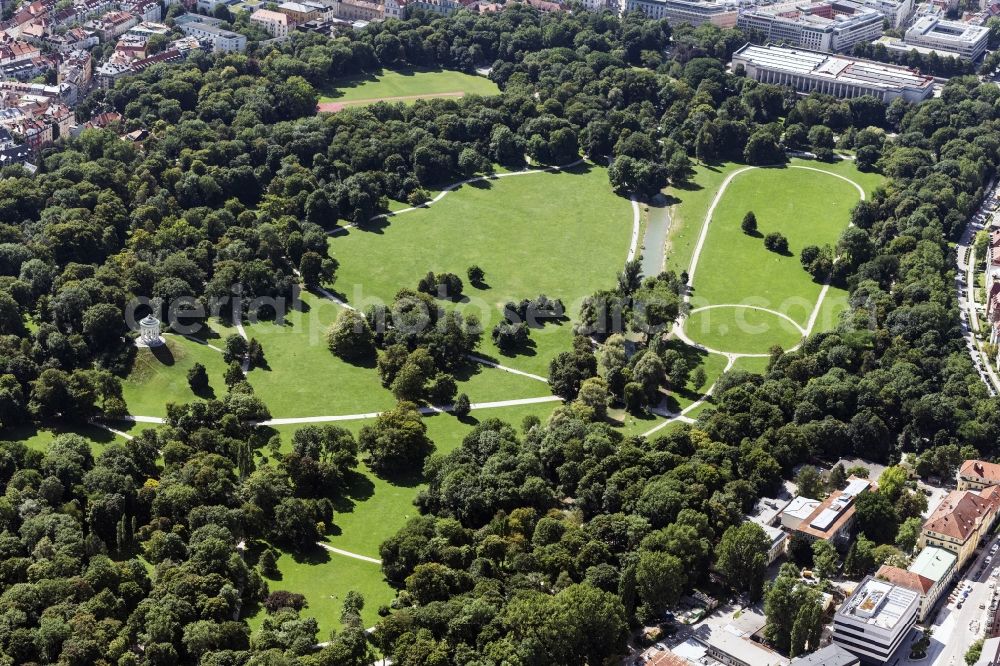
[247,547,393,641]
[683,307,804,355]
[245,292,551,418]
[669,160,882,355]
[689,167,860,327]
[320,68,499,104]
[121,325,233,418]
[0,422,129,455]
[331,163,632,376]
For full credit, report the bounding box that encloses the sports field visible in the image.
[318,68,499,109]
[331,162,633,376]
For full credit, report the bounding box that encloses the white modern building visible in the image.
[903,16,989,60]
[737,0,884,53]
[176,20,247,51]
[859,0,913,27]
[732,44,935,103]
[624,0,740,27]
[832,577,919,664]
[780,496,821,530]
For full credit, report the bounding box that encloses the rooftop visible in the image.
[908,545,957,583]
[837,577,919,630]
[923,489,997,541]
[796,476,872,539]
[961,459,1000,482]
[706,624,789,666]
[790,643,859,666]
[906,15,989,43]
[733,44,934,94]
[783,496,821,520]
[875,564,934,595]
[251,8,289,21]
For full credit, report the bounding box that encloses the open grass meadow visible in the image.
[331,162,633,376]
[244,291,552,418]
[0,421,136,455]
[665,159,883,355]
[319,68,499,105]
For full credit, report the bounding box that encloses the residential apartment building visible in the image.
[832,577,919,663]
[736,0,884,53]
[277,0,321,22]
[623,0,740,28]
[959,459,1000,491]
[731,44,935,103]
[874,546,956,621]
[87,10,139,40]
[919,487,1000,570]
[903,15,990,60]
[792,477,873,548]
[250,8,290,36]
[332,0,384,20]
[177,20,247,51]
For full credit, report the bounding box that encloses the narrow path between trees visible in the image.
[315,542,381,564]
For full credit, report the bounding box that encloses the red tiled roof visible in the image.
[961,459,1000,483]
[923,489,997,541]
[646,651,688,666]
[876,565,934,594]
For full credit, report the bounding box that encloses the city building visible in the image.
[176,20,247,51]
[902,16,989,60]
[277,0,321,22]
[833,576,919,663]
[86,10,139,40]
[332,0,384,20]
[126,21,171,42]
[404,0,462,14]
[874,546,955,621]
[731,44,935,103]
[250,8,290,35]
[623,0,740,27]
[789,644,860,666]
[858,0,913,27]
[792,477,873,548]
[919,487,1000,570]
[958,459,1000,491]
[781,496,821,531]
[973,638,1000,666]
[736,1,884,53]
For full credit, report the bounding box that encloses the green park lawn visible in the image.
[666,159,883,355]
[331,162,633,376]
[320,68,499,104]
[120,323,235,418]
[0,422,133,455]
[245,291,552,419]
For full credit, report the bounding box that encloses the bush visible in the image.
[763,232,789,254]
[453,393,471,417]
[263,590,307,614]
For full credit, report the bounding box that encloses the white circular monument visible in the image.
[136,314,165,348]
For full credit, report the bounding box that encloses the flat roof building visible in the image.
[732,43,935,103]
[833,576,919,663]
[790,644,861,666]
[737,0,884,53]
[903,15,989,60]
[792,477,872,547]
[624,0,739,27]
[781,496,822,530]
[176,20,247,51]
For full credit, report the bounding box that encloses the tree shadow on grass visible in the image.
[191,384,216,401]
[291,544,332,566]
[329,470,377,515]
[149,343,175,366]
[354,215,391,235]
